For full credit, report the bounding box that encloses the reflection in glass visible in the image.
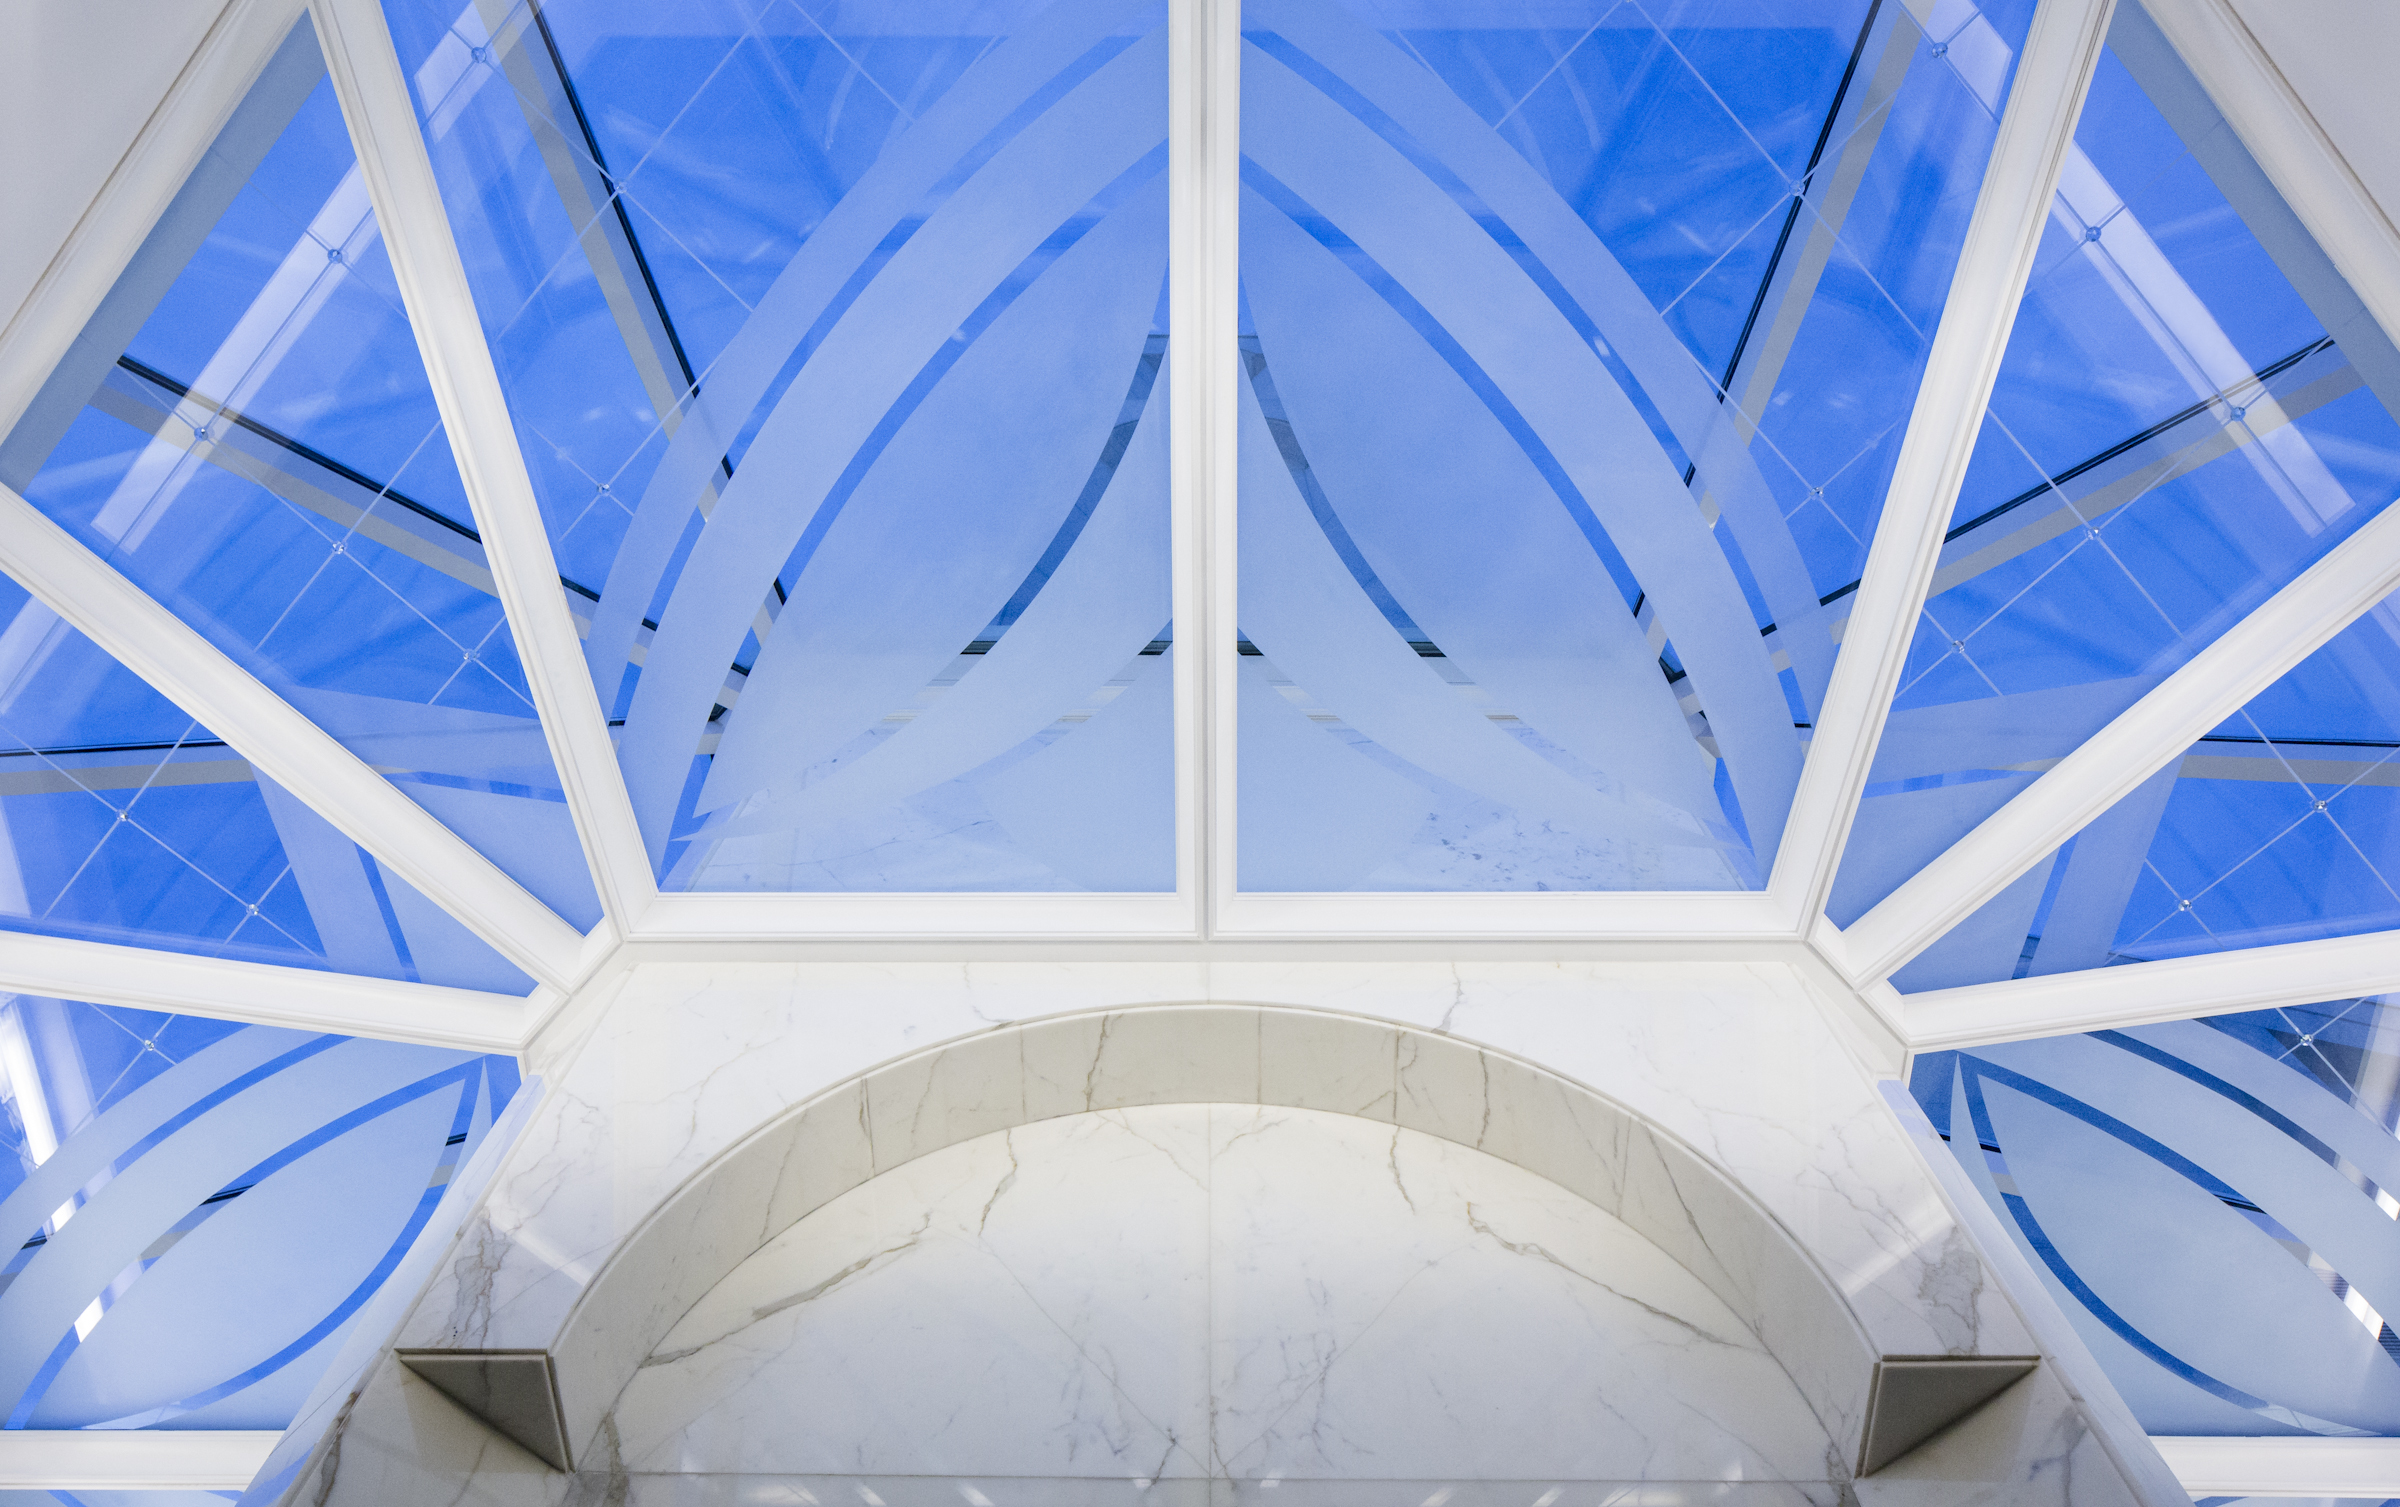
[0,996,517,1429]
[1237,0,2027,890]
[385,0,1174,892]
[0,21,601,931]
[1913,998,2400,1434]
[1837,6,2400,941]
[0,576,531,992]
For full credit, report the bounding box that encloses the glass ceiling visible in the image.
[2,0,2400,1463]
[1916,994,2400,1436]
[0,994,514,1433]
[1837,3,2400,978]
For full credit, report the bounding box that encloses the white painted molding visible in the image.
[0,0,305,441]
[1845,494,2400,984]
[0,482,586,989]
[308,0,656,933]
[1212,889,1798,942]
[0,1429,280,1490]
[633,890,1206,943]
[2142,0,2400,354]
[2154,1434,2400,1496]
[0,929,529,1050]
[1903,927,2400,1049]
[1768,0,2120,927]
[1181,0,1238,930]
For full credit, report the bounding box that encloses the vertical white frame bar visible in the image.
[1179,0,1240,933]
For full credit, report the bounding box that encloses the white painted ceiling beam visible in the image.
[1843,492,2400,984]
[0,482,586,989]
[1767,0,2120,928]
[1903,926,2400,1049]
[309,0,657,934]
[0,0,304,441]
[0,1429,280,1490]
[2153,1435,2400,1497]
[0,929,528,1051]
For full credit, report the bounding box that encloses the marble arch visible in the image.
[552,1002,1875,1469]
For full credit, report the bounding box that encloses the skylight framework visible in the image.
[0,0,2389,1069]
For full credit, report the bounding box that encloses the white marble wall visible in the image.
[252,963,2160,1507]
[607,1105,1834,1487]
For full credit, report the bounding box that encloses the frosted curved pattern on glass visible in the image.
[0,575,531,993]
[0,20,601,931]
[1236,0,2027,891]
[0,996,517,1430]
[1835,5,2400,935]
[384,0,1173,892]
[1912,998,2400,1436]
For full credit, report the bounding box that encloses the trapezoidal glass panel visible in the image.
[0,17,602,931]
[384,0,1173,892]
[1236,0,2031,891]
[0,574,532,993]
[1911,999,2400,1435]
[0,995,519,1429]
[1832,4,2400,930]
[1895,594,2400,990]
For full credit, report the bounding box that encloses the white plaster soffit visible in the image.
[0,482,586,990]
[307,0,656,933]
[1768,0,2122,926]
[0,0,307,441]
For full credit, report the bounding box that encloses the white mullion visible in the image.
[1176,0,1240,932]
[1847,495,2400,983]
[0,482,586,989]
[309,0,656,935]
[0,929,528,1052]
[2152,1437,2400,1498]
[1904,923,2400,1050]
[1767,0,2120,929]
[0,1430,280,1492]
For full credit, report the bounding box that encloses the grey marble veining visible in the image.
[261,971,2160,1507]
[608,1106,1833,1483]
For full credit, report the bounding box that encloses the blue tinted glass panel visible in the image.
[1912,1000,2400,1434]
[1898,601,2400,989]
[0,996,518,1429]
[1236,0,2028,890]
[1835,7,2400,927]
[386,0,1174,892]
[0,31,601,931]
[0,576,531,993]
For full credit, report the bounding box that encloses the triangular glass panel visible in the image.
[0,574,531,992]
[1908,999,2400,1434]
[0,995,520,1430]
[380,0,1175,892]
[1897,594,2400,990]
[1835,3,2400,926]
[0,15,600,932]
[1233,0,2035,890]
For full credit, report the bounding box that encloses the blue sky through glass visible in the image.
[1235,0,2027,891]
[1838,6,2400,942]
[387,0,1176,893]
